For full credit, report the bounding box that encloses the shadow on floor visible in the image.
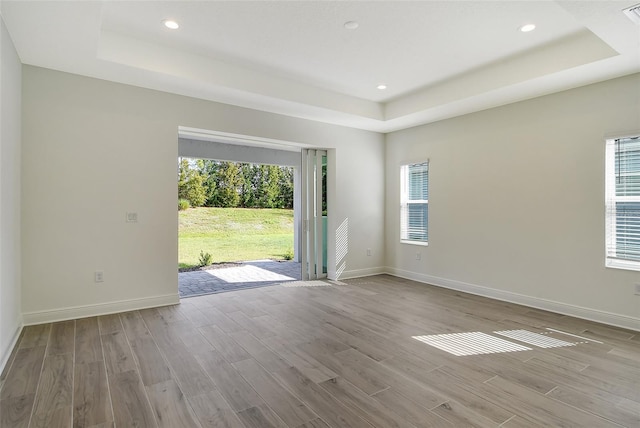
[178,260,301,298]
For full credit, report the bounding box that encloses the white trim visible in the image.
[22,294,180,326]
[338,267,386,280]
[1,321,23,375]
[606,258,640,272]
[401,240,429,247]
[603,129,640,141]
[400,162,429,245]
[178,127,313,152]
[384,266,640,332]
[605,136,640,269]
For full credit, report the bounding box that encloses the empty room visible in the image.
[1,1,639,427]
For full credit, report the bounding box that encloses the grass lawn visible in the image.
[179,207,294,269]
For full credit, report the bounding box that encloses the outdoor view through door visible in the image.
[177,157,300,297]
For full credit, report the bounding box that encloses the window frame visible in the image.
[400,161,429,246]
[605,135,640,272]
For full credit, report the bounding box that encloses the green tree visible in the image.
[278,166,294,209]
[256,165,282,208]
[178,158,189,199]
[213,162,242,207]
[239,163,258,207]
[201,160,220,207]
[180,159,294,209]
[178,158,206,207]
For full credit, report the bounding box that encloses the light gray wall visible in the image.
[385,73,640,329]
[0,16,22,370]
[21,66,385,323]
[18,55,637,332]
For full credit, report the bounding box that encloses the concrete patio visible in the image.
[178,259,301,298]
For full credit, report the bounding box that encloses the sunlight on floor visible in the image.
[412,329,584,356]
[494,329,576,348]
[412,332,532,356]
[205,264,296,283]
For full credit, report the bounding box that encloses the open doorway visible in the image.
[177,158,301,297]
[176,127,335,296]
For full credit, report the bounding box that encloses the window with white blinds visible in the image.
[605,136,640,271]
[401,162,429,244]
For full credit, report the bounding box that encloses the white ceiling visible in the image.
[1,1,639,132]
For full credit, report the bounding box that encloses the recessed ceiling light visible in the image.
[377,84,387,90]
[519,24,536,33]
[344,21,359,30]
[163,19,180,30]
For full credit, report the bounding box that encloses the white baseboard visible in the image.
[339,266,386,280]
[1,320,23,375]
[22,293,180,326]
[384,267,640,332]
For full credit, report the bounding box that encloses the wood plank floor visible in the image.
[1,275,639,427]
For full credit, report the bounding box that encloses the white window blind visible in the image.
[605,137,640,270]
[401,162,429,244]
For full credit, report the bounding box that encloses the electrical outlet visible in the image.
[634,284,640,296]
[94,271,104,283]
[366,248,372,256]
[416,252,421,261]
[126,212,138,223]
